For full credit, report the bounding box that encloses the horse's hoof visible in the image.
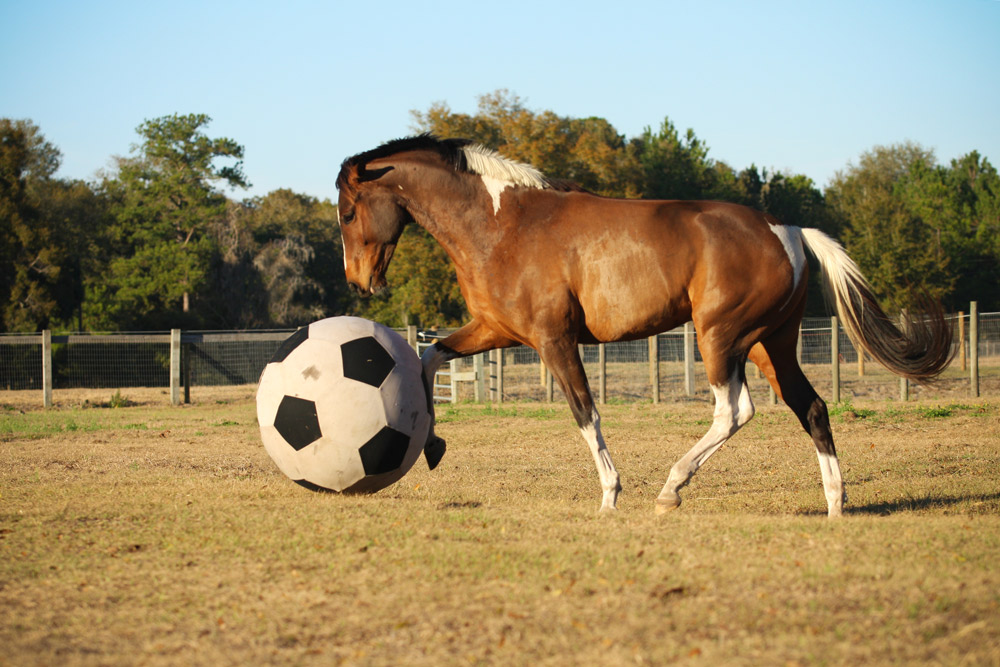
[655,497,680,515]
[598,504,619,516]
[424,436,446,470]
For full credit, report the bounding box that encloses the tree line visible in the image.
[3,91,998,333]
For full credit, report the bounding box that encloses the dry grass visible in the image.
[1,387,999,665]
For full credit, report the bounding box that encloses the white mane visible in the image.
[460,144,548,214]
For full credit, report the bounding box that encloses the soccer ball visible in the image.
[256,316,431,493]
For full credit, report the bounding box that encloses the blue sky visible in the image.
[2,0,998,202]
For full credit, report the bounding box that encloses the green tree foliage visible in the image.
[895,151,1000,310]
[94,114,248,329]
[0,120,105,331]
[827,143,949,311]
[636,118,721,200]
[827,143,1000,311]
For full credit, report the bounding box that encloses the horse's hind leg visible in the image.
[749,340,845,517]
[656,352,754,514]
[539,338,621,512]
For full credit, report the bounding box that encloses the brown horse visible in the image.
[336,134,953,517]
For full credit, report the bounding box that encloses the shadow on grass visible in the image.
[847,492,1000,516]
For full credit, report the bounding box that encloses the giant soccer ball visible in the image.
[256,316,431,493]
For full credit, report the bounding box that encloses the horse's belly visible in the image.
[576,276,691,343]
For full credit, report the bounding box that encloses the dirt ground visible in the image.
[1,390,998,665]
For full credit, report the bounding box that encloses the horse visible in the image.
[335,134,953,518]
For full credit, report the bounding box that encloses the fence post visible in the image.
[598,343,606,405]
[474,353,485,402]
[649,334,660,404]
[407,325,417,354]
[970,301,979,398]
[42,330,53,408]
[183,339,191,404]
[170,329,181,406]
[831,316,840,404]
[492,349,504,404]
[450,359,459,404]
[958,311,966,372]
[545,366,554,402]
[684,322,695,397]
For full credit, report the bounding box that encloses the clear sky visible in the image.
[2,0,998,202]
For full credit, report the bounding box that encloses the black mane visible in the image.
[336,133,471,191]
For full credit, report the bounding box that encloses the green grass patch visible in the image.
[914,403,991,419]
[108,389,131,408]
[0,411,107,436]
[917,405,955,419]
[829,399,878,421]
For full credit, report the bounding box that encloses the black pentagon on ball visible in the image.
[270,327,309,363]
[359,426,412,475]
[273,395,321,451]
[341,336,395,388]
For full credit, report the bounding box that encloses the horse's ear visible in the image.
[358,164,394,183]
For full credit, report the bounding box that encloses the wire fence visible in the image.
[2,311,998,407]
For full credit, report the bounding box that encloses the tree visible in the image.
[826,143,953,312]
[1,119,71,331]
[96,114,248,329]
[210,189,346,328]
[894,151,1000,310]
[635,118,719,200]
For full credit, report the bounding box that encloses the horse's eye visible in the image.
[342,212,355,224]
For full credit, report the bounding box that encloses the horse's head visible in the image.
[336,161,410,297]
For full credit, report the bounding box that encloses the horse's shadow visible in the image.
[846,491,1000,516]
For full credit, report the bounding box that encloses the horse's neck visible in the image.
[403,173,498,260]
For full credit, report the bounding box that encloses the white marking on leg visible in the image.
[658,368,753,510]
[580,409,621,512]
[816,451,845,518]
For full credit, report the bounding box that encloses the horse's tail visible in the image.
[798,227,954,382]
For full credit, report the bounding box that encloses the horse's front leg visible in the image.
[419,320,518,469]
[539,340,622,513]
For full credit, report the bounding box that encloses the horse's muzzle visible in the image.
[348,280,370,297]
[348,277,386,297]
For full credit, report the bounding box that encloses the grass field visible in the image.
[2,387,999,665]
